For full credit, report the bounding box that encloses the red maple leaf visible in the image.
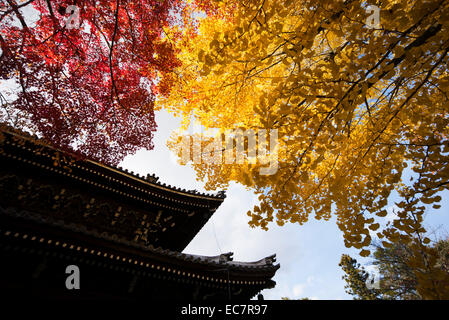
[0,0,209,165]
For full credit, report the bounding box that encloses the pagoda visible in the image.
[0,126,279,300]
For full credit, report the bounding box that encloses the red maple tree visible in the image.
[0,0,208,165]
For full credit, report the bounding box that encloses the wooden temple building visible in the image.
[0,127,279,300]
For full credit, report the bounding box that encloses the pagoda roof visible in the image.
[0,203,279,299]
[1,125,226,200]
[0,202,279,273]
[0,126,225,251]
[0,125,280,299]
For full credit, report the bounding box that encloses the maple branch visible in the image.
[108,0,125,113]
[0,0,35,24]
[5,0,31,32]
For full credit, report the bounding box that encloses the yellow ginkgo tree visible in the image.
[158,0,449,257]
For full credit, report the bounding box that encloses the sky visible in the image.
[120,109,449,300]
[3,1,447,300]
[1,2,356,300]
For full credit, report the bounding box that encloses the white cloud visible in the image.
[386,205,399,223]
[292,283,306,298]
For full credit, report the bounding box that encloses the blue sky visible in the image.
[120,110,449,300]
[5,2,447,300]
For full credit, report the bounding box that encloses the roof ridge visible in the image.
[0,124,226,200]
